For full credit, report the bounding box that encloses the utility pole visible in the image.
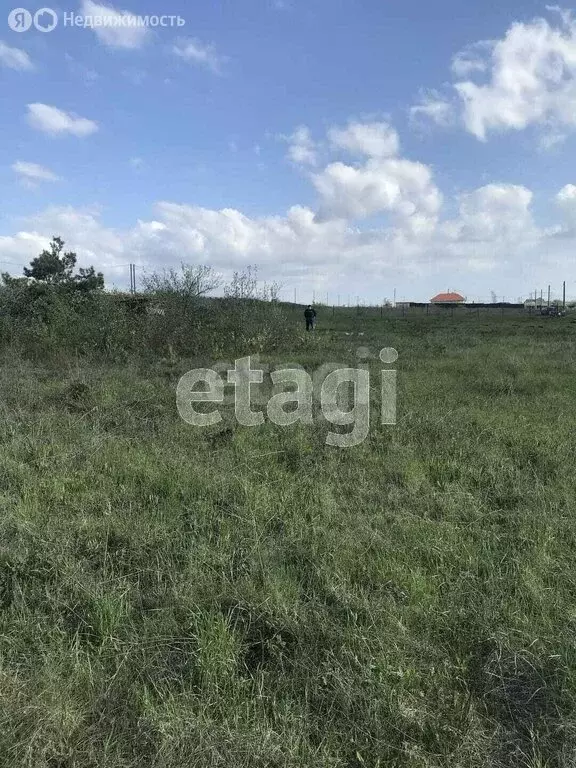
[563,281,566,310]
[129,263,136,294]
[547,285,551,309]
[294,288,297,305]
[393,288,396,308]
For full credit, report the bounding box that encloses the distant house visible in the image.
[524,297,546,309]
[430,292,466,305]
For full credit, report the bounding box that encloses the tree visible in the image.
[0,237,104,321]
[71,266,105,293]
[17,236,104,291]
[142,263,221,299]
[224,266,282,302]
[23,236,75,283]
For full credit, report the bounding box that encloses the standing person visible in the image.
[304,305,317,331]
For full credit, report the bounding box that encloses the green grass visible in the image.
[1,310,576,767]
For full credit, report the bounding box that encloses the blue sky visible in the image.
[2,0,576,302]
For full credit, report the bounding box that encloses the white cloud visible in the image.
[26,104,99,137]
[80,0,149,49]
[0,185,539,289]
[556,184,576,228]
[9,206,127,270]
[409,90,455,128]
[0,40,33,71]
[442,184,535,245]
[328,121,400,158]
[435,184,543,275]
[285,126,317,166]
[172,38,226,74]
[3,121,576,297]
[417,8,576,142]
[557,183,576,204]
[0,232,52,267]
[12,161,61,187]
[0,182,562,295]
[313,154,442,231]
[451,40,494,78]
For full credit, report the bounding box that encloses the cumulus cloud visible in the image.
[557,183,576,206]
[12,161,61,186]
[313,123,442,232]
[442,184,535,242]
[556,184,576,230]
[80,0,150,49]
[0,40,34,71]
[11,206,127,269]
[26,104,99,137]
[0,183,560,292]
[328,121,400,158]
[0,184,543,289]
[172,38,226,73]
[3,120,575,295]
[412,8,576,142]
[0,231,50,260]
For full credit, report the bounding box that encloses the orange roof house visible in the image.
[430,292,465,304]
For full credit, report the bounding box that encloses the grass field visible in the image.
[1,309,576,767]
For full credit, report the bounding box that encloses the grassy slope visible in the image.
[1,310,576,767]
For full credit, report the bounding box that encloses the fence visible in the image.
[284,303,561,322]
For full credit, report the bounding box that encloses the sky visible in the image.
[2,0,576,302]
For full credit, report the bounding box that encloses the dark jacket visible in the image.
[304,307,317,319]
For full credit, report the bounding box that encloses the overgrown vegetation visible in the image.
[0,242,575,766]
[0,242,291,361]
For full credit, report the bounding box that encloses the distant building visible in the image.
[430,292,466,305]
[524,297,546,308]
